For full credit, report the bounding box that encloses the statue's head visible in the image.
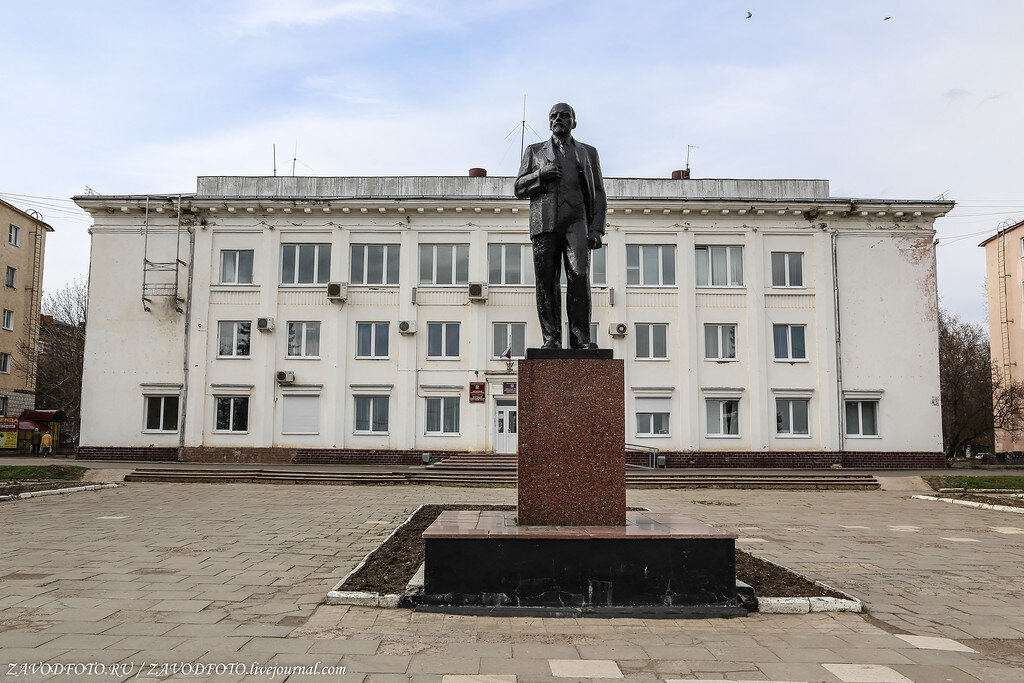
[549,103,576,136]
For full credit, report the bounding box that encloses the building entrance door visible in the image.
[494,399,518,454]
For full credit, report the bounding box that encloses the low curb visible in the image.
[913,494,1024,515]
[748,554,862,613]
[0,482,123,502]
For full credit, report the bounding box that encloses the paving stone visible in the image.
[822,663,913,682]
[548,659,623,678]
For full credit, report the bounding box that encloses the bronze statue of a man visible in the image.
[514,103,607,349]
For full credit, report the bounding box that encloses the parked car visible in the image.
[59,432,77,448]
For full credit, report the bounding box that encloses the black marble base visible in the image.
[412,604,748,618]
[525,347,613,359]
[421,536,739,608]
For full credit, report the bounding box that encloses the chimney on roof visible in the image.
[469,168,487,177]
[671,169,691,180]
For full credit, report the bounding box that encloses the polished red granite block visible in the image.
[517,356,626,526]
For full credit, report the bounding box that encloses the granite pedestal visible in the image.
[517,348,625,525]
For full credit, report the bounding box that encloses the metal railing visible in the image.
[625,443,660,469]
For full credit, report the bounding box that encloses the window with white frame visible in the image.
[0,352,10,373]
[144,395,179,432]
[287,321,321,358]
[493,322,526,358]
[845,400,879,436]
[281,243,331,285]
[706,398,740,436]
[635,323,668,359]
[626,245,676,286]
[8,224,20,246]
[776,398,809,436]
[636,397,670,436]
[419,244,469,285]
[354,395,389,433]
[558,246,607,287]
[488,244,534,285]
[425,396,460,434]
[773,324,806,361]
[221,249,254,284]
[1,309,13,331]
[771,252,803,287]
[695,245,743,287]
[351,244,399,285]
[704,324,736,360]
[282,394,320,434]
[427,322,459,358]
[214,395,249,432]
[5,267,16,288]
[217,321,251,357]
[356,322,389,358]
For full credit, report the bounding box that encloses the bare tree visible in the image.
[32,278,88,431]
[940,308,1024,457]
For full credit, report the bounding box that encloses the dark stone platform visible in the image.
[525,347,613,359]
[421,511,741,609]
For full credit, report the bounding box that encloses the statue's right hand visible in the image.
[540,162,562,182]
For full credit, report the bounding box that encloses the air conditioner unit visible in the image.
[609,322,629,337]
[326,282,348,302]
[276,370,295,384]
[398,320,417,335]
[468,282,488,301]
[256,317,275,332]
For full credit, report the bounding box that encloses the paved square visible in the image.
[1,481,1023,681]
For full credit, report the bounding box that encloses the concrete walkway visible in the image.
[1,483,1022,681]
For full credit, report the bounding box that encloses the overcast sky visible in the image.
[1,0,1022,326]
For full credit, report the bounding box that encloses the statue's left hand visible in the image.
[588,234,603,250]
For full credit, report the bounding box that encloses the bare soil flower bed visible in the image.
[951,493,1024,509]
[341,504,848,599]
[0,480,89,497]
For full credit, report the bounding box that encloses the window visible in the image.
[419,244,468,285]
[635,323,668,359]
[1,309,13,330]
[771,252,803,287]
[351,244,399,285]
[144,395,179,432]
[287,321,321,358]
[695,246,744,287]
[282,394,320,434]
[281,243,330,285]
[221,249,254,284]
[488,244,534,285]
[706,399,740,436]
[425,396,460,434]
[773,324,806,361]
[217,321,251,357]
[0,352,10,373]
[845,400,879,436]
[0,395,6,416]
[354,395,389,433]
[427,322,459,358]
[558,246,607,286]
[776,399,809,436]
[214,396,249,432]
[704,324,736,360]
[5,267,16,288]
[8,224,19,246]
[626,245,676,286]
[492,322,526,359]
[636,397,670,436]
[356,322,389,358]
[562,322,600,345]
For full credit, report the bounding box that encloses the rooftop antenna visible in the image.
[686,145,699,174]
[520,94,527,159]
[273,144,277,176]
[281,142,315,176]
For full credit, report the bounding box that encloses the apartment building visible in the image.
[73,174,951,467]
[0,198,51,420]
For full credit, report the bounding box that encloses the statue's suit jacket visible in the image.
[514,138,607,238]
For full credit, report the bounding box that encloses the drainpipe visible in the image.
[178,196,196,457]
[831,230,845,456]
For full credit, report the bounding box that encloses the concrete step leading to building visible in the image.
[123,467,879,489]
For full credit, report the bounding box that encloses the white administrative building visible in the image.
[73,174,951,467]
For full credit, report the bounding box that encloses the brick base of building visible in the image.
[75,446,945,469]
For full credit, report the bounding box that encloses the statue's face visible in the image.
[549,104,576,136]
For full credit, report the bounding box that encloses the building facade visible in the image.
[0,198,51,420]
[981,219,1024,454]
[74,175,951,467]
